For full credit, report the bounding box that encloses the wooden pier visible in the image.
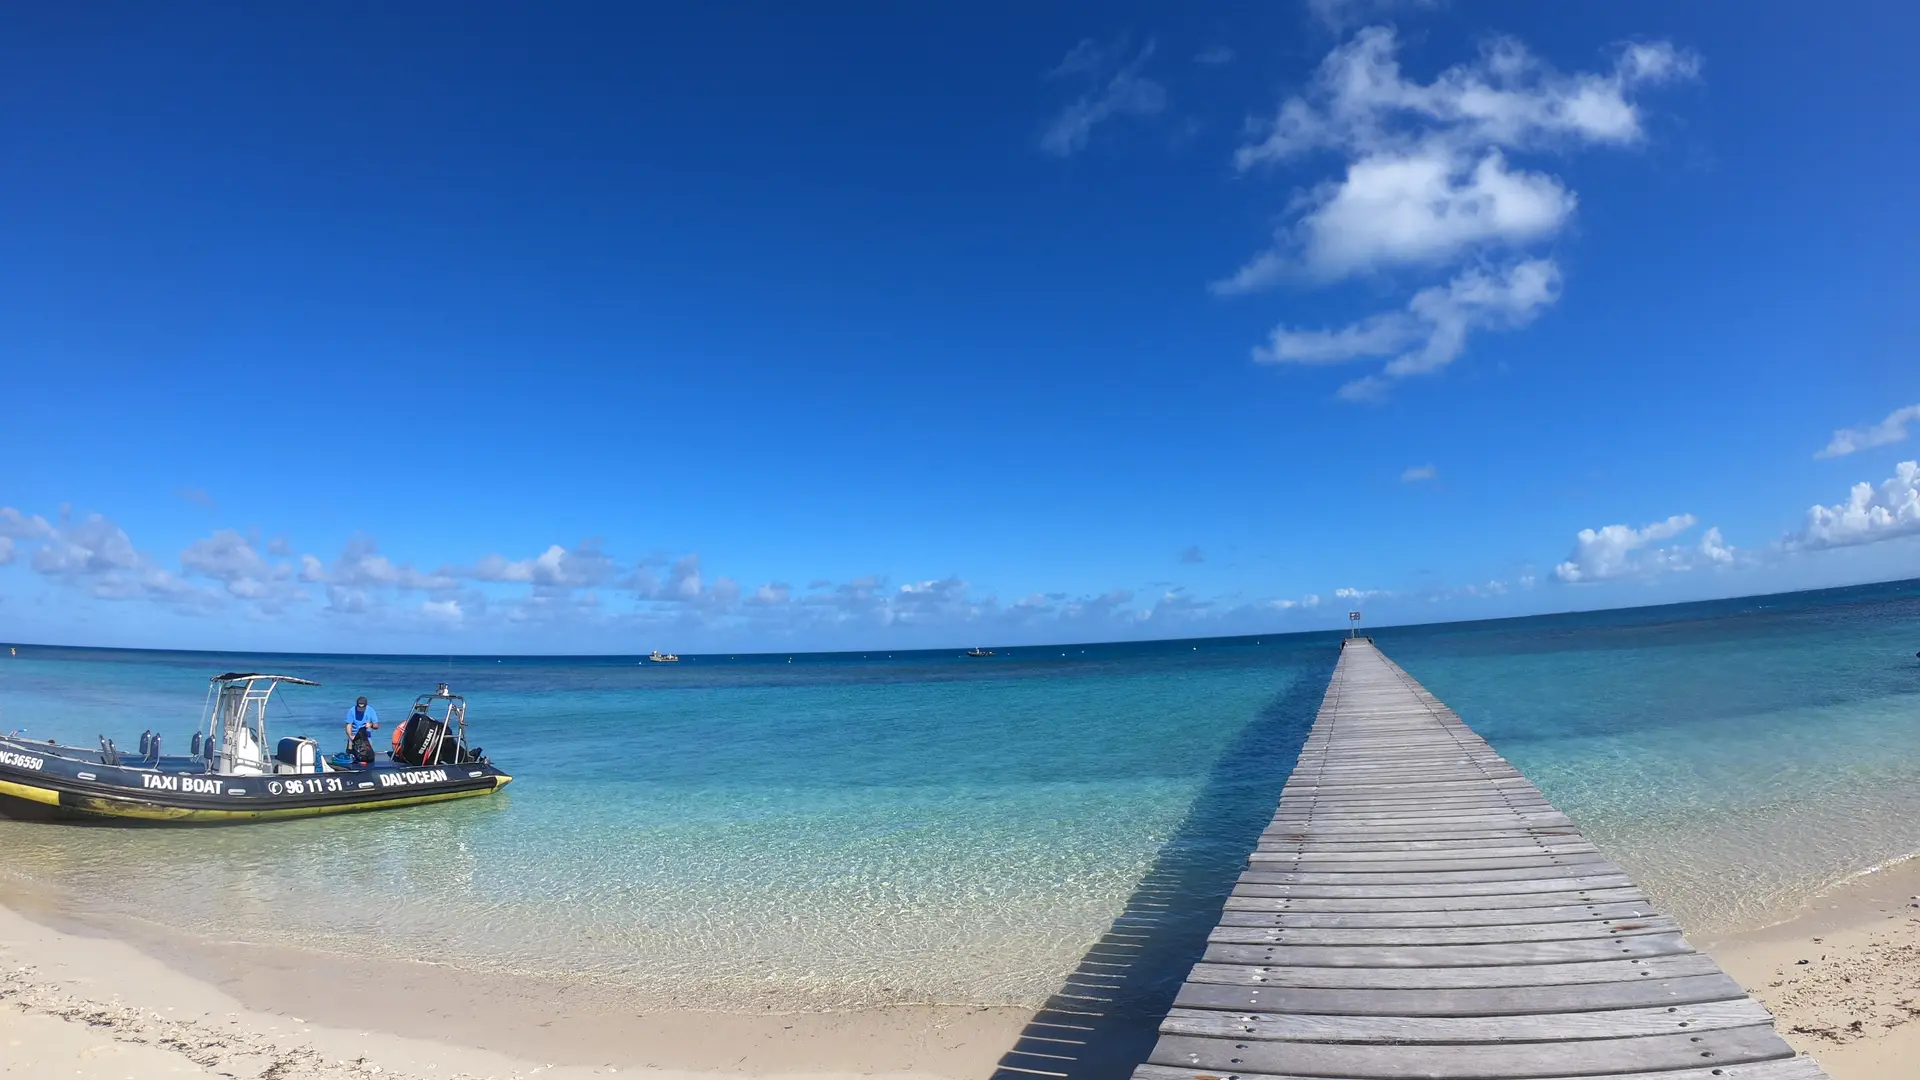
[1131,638,1826,1080]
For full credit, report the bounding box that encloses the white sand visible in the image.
[0,897,1028,1080]
[1704,857,1920,1080]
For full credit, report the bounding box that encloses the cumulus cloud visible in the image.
[25,511,219,610]
[1787,460,1920,551]
[1817,404,1920,459]
[324,536,457,592]
[1401,463,1437,483]
[469,542,616,591]
[1553,513,1737,582]
[0,508,55,542]
[1256,259,1562,399]
[1040,39,1168,157]
[420,599,464,626]
[0,537,12,566]
[178,529,309,611]
[1222,26,1694,399]
[1178,545,1207,564]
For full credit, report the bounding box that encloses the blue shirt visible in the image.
[345,705,379,736]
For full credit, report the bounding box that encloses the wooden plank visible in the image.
[1234,874,1636,896]
[1160,998,1773,1041]
[1172,972,1747,1015]
[1127,639,1828,1080]
[1244,849,1605,864]
[1146,1027,1795,1078]
[1235,864,1621,885]
[1218,900,1660,927]
[1244,834,1589,849]
[1135,1057,1827,1080]
[1201,931,1692,968]
[1225,887,1652,912]
[1251,844,1598,860]
[1205,917,1678,946]
[1181,952,1724,989]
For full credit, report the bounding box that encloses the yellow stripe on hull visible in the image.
[0,777,63,806]
[4,775,510,823]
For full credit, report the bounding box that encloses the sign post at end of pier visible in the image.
[1348,610,1361,638]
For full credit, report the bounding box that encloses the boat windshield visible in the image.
[200,673,317,775]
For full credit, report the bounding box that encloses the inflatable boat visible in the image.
[0,673,510,824]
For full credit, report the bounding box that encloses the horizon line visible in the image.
[5,576,1914,662]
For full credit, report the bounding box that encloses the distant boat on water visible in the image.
[964,647,995,658]
[648,651,681,663]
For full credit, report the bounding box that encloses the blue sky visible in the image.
[1,1,1916,653]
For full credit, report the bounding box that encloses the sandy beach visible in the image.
[1704,857,1920,1080]
[0,886,1031,1080]
[10,858,1920,1080]
[8,856,1919,1080]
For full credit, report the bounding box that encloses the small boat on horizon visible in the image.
[0,673,510,825]
[964,647,995,658]
[648,650,681,663]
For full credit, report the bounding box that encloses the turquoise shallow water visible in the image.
[2,580,1919,1010]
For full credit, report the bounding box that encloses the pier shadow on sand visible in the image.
[987,657,1332,1080]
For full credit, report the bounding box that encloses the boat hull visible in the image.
[0,738,511,825]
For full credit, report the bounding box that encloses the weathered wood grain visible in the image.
[1125,639,1825,1080]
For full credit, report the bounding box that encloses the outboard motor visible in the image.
[99,736,120,766]
[139,730,153,758]
[148,732,162,763]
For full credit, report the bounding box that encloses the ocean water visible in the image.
[2,580,1919,1011]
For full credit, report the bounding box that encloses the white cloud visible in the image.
[1235,29,1696,174]
[1787,460,1920,550]
[747,582,792,606]
[1334,587,1390,601]
[0,536,12,566]
[420,599,464,626]
[23,511,220,610]
[1816,404,1920,459]
[1245,148,1575,285]
[326,537,458,592]
[179,529,308,611]
[1041,40,1168,157]
[1256,259,1562,398]
[1306,0,1437,33]
[1401,463,1437,483]
[469,542,616,590]
[1698,526,1734,566]
[0,508,55,541]
[1221,26,1693,399]
[1553,513,1725,582]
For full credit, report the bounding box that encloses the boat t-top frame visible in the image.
[198,672,318,775]
[407,683,473,766]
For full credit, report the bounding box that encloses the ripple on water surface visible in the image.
[4,583,1920,1005]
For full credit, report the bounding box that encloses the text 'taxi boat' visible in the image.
[0,673,510,824]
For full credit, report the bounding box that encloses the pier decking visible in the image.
[1131,639,1826,1080]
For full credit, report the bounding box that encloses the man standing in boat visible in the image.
[344,696,380,765]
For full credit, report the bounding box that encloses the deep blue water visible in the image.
[3,580,1919,1009]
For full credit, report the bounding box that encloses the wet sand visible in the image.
[0,888,1030,1080]
[14,856,1920,1080]
[1703,857,1920,1080]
